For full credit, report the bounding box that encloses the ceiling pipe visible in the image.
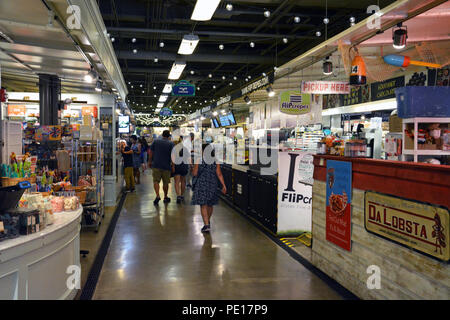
[117,51,275,64]
[107,27,315,40]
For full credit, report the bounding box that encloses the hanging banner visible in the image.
[172,80,196,96]
[279,91,310,115]
[301,81,350,94]
[277,151,313,236]
[159,107,173,117]
[365,191,449,261]
[326,160,352,251]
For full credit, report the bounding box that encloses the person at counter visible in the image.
[191,144,227,233]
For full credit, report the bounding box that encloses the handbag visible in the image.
[191,166,204,191]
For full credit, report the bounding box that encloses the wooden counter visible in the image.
[311,155,450,300]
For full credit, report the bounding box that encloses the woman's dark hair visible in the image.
[130,135,138,142]
[139,137,149,149]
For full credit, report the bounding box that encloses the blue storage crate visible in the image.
[395,86,450,118]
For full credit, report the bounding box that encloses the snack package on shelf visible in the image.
[64,196,79,211]
[50,196,64,213]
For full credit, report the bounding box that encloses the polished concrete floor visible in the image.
[93,172,342,300]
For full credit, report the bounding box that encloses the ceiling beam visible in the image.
[116,51,275,64]
[107,27,315,40]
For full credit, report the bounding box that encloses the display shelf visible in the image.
[403,150,450,156]
[401,117,450,163]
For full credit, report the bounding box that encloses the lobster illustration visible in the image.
[432,213,446,255]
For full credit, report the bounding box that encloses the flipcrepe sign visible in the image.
[277,151,313,236]
[172,80,196,97]
[279,91,311,115]
[365,191,449,261]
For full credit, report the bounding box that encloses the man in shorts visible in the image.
[148,130,174,205]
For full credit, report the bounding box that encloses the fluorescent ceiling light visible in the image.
[163,84,173,94]
[191,0,221,21]
[159,95,168,102]
[157,103,164,108]
[178,34,200,55]
[168,61,186,80]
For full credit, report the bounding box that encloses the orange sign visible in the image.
[8,105,26,116]
[82,106,98,118]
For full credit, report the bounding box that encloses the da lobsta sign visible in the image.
[365,191,449,261]
[326,160,352,251]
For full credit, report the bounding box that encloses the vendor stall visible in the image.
[311,155,449,299]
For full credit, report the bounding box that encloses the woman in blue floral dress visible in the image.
[191,144,226,233]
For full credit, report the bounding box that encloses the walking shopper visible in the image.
[149,130,174,205]
[130,135,142,185]
[121,140,135,192]
[184,132,195,188]
[139,137,149,173]
[191,144,227,233]
[172,137,190,204]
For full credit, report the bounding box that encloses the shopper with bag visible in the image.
[191,143,226,233]
[121,141,135,193]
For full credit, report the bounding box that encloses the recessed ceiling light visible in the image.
[262,72,267,77]
[190,70,195,75]
[222,76,226,80]
[316,31,321,37]
[132,38,136,43]
[226,3,233,11]
[154,57,158,63]
[111,37,115,42]
[153,86,157,90]
[323,18,329,24]
[208,74,212,78]
[264,10,270,18]
[159,42,165,48]
[283,37,288,44]
[229,82,233,86]
[250,42,255,48]
[349,16,356,23]
[133,49,138,54]
[213,85,216,89]
[131,85,134,89]
[233,76,237,80]
[294,16,300,23]
[219,44,224,50]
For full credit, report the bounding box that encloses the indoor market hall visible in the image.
[90,173,344,300]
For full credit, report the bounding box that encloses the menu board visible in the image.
[219,114,230,127]
[340,84,370,106]
[118,116,130,133]
[371,76,405,101]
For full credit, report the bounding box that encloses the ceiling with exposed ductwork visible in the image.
[99,0,397,115]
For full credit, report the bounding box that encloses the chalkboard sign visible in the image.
[371,76,405,101]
